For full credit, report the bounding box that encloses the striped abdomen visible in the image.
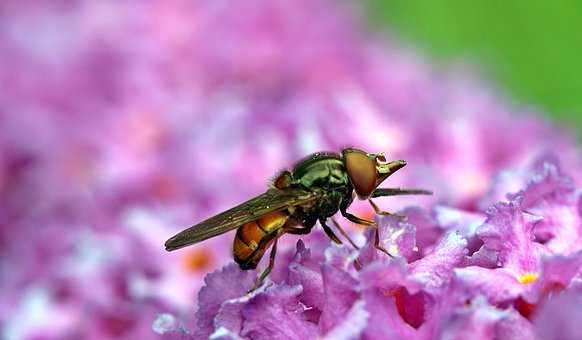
[233,211,288,270]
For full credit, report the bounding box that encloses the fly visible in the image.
[165,148,431,290]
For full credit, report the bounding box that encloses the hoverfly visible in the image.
[165,148,431,290]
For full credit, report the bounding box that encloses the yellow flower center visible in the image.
[518,273,539,284]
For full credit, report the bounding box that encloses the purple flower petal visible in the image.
[533,286,582,340]
[434,205,486,254]
[360,258,427,330]
[323,244,360,272]
[534,202,581,256]
[152,313,193,339]
[240,285,318,340]
[432,297,530,340]
[195,264,256,339]
[463,244,500,268]
[522,251,582,304]
[494,311,535,340]
[410,231,468,293]
[375,214,418,261]
[476,197,544,277]
[402,207,443,259]
[453,267,523,304]
[213,294,251,337]
[434,206,486,238]
[361,288,417,340]
[287,262,324,311]
[271,235,330,283]
[321,299,369,340]
[319,256,360,334]
[359,257,417,292]
[517,158,581,255]
[519,156,575,210]
[287,242,325,314]
[480,169,530,210]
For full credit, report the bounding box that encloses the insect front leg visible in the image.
[368,199,406,220]
[339,200,393,258]
[374,227,393,258]
[339,200,376,226]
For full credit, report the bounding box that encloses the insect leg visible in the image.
[340,208,376,226]
[324,218,363,270]
[250,237,279,292]
[284,226,312,235]
[371,187,432,198]
[319,218,342,244]
[374,227,393,258]
[368,199,406,220]
[340,198,392,258]
[339,198,375,226]
[330,218,359,250]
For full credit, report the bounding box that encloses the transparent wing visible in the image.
[165,188,321,251]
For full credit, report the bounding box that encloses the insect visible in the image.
[165,148,431,290]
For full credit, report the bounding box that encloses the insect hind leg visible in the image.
[249,237,279,293]
[284,226,312,235]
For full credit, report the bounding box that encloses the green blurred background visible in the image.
[363,0,582,138]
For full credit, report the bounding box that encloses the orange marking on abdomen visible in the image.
[233,236,255,261]
[233,211,288,267]
[238,221,266,247]
[258,211,288,233]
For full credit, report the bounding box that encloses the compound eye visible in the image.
[343,149,377,198]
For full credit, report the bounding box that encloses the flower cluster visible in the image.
[172,156,582,339]
[0,0,580,339]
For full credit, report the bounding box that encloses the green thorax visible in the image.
[291,152,350,190]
